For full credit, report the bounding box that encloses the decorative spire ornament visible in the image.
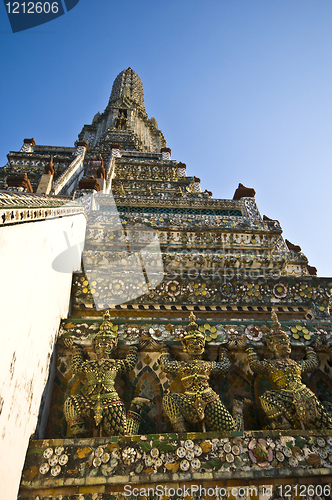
[271,310,282,331]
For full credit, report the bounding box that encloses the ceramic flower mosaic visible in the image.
[38,446,69,477]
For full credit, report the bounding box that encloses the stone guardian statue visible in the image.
[160,313,240,432]
[246,311,332,430]
[64,311,146,437]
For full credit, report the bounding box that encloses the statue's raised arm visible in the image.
[300,346,319,374]
[159,347,183,374]
[115,345,138,374]
[210,347,231,376]
[64,338,86,374]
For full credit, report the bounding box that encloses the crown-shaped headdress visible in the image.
[183,312,206,343]
[266,311,289,348]
[94,311,118,342]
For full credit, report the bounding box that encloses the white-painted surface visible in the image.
[0,212,86,500]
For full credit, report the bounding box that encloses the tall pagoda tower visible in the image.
[2,69,332,500]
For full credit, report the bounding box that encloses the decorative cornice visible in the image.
[107,302,310,314]
[72,273,332,319]
[0,204,85,227]
[0,190,72,208]
[112,195,243,211]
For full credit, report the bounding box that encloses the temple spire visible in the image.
[108,67,146,112]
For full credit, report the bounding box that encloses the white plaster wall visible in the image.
[0,213,86,500]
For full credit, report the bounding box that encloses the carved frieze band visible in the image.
[0,205,85,226]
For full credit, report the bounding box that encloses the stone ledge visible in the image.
[20,430,332,490]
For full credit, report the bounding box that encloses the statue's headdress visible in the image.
[94,311,119,343]
[266,311,289,349]
[182,312,206,343]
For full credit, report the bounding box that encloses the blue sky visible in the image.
[1,0,332,276]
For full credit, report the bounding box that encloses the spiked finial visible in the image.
[94,310,118,342]
[45,155,55,175]
[266,310,289,349]
[187,312,198,331]
[271,311,281,331]
[183,313,205,343]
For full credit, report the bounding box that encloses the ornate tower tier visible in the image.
[78,68,166,153]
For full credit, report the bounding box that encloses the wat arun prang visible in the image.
[12,68,332,500]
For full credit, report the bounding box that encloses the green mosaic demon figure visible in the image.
[160,313,240,432]
[246,312,332,430]
[64,312,145,437]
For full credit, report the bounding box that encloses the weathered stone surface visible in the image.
[18,430,332,499]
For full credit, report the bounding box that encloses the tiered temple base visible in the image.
[19,430,332,500]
